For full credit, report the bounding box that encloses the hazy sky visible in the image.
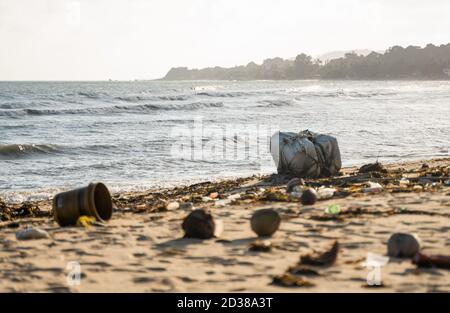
[1,0,449,80]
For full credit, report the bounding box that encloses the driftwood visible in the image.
[413,252,450,269]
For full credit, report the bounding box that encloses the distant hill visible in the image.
[316,49,385,64]
[162,43,450,80]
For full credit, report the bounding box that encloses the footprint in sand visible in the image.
[132,252,147,258]
[136,234,154,241]
[83,261,113,267]
[177,276,197,283]
[133,276,156,283]
[147,267,167,272]
[61,248,103,257]
[46,283,72,293]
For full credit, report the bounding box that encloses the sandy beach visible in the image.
[0,158,449,292]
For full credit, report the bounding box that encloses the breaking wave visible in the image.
[157,95,190,101]
[193,85,220,91]
[77,91,107,99]
[0,144,61,159]
[115,94,189,102]
[113,101,224,112]
[115,95,154,102]
[0,101,224,117]
[296,90,398,98]
[196,91,251,97]
[256,99,293,107]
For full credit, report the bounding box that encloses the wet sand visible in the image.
[0,158,449,292]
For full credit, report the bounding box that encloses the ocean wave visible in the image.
[256,99,293,107]
[115,101,224,111]
[157,95,189,101]
[297,90,398,98]
[115,94,189,102]
[0,144,61,159]
[196,91,250,98]
[193,85,220,91]
[115,95,153,102]
[0,101,224,117]
[0,102,46,109]
[346,91,398,98]
[77,91,106,99]
[0,103,15,109]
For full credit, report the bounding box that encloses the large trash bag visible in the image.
[270,130,341,177]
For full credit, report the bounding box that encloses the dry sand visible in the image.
[0,158,449,292]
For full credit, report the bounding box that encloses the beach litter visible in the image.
[362,182,383,193]
[214,219,224,237]
[257,189,289,202]
[228,193,241,201]
[325,204,341,215]
[249,240,273,252]
[250,209,281,237]
[16,227,50,240]
[209,192,219,199]
[300,240,339,266]
[182,208,216,239]
[270,130,341,177]
[287,265,320,276]
[361,252,389,268]
[413,252,450,269]
[166,201,180,211]
[135,204,147,212]
[359,162,386,173]
[76,215,96,228]
[272,273,315,287]
[288,191,302,200]
[387,233,421,258]
[1,157,449,292]
[300,188,317,205]
[0,201,46,221]
[214,199,231,207]
[5,221,20,228]
[286,178,304,193]
[53,182,113,226]
[399,178,410,187]
[179,202,194,210]
[317,187,336,200]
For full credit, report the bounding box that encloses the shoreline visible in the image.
[0,157,449,292]
[1,155,447,205]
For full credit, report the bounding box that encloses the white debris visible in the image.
[289,191,302,199]
[399,178,410,186]
[214,219,224,237]
[16,227,50,240]
[227,194,241,201]
[215,199,231,207]
[180,202,195,211]
[291,186,302,194]
[362,252,389,267]
[317,187,336,200]
[362,182,383,193]
[166,201,180,211]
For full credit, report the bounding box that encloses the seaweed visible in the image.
[0,201,48,221]
[300,241,339,266]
